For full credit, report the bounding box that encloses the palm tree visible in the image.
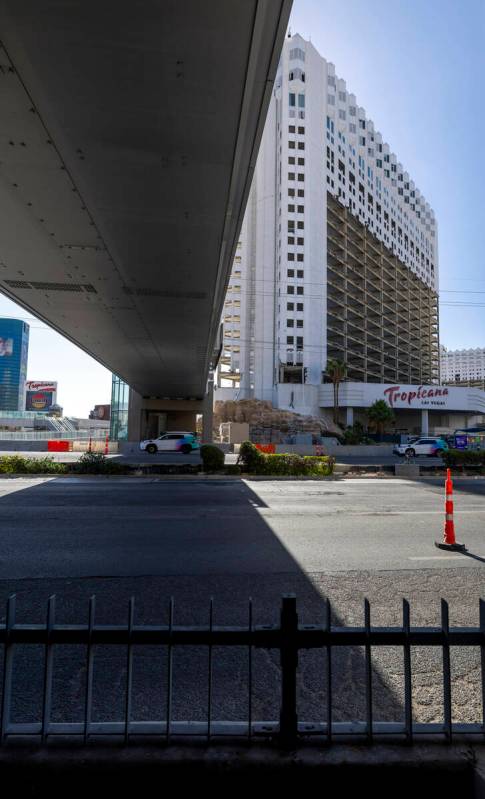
[325,358,347,426]
[366,399,395,439]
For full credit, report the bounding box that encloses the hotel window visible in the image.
[289,93,296,107]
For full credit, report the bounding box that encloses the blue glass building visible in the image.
[109,374,129,441]
[0,318,29,411]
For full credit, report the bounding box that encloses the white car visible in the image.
[139,431,200,455]
[393,437,448,458]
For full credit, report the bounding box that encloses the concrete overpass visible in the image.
[0,0,291,438]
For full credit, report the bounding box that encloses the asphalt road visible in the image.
[0,476,483,729]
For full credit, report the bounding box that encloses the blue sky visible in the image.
[290,0,485,347]
[0,0,483,415]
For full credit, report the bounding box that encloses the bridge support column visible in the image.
[127,391,203,443]
[421,409,429,436]
[202,376,214,444]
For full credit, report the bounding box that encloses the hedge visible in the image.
[200,444,225,472]
[237,441,334,476]
[0,455,68,475]
[442,449,485,468]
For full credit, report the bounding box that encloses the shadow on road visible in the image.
[0,478,412,730]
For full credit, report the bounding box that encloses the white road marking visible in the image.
[408,555,472,561]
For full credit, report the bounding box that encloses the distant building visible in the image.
[441,346,485,384]
[0,318,29,411]
[216,33,439,418]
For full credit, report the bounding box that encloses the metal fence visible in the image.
[0,430,107,441]
[1,594,484,747]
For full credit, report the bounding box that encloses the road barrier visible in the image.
[47,440,72,452]
[1,594,484,747]
[435,468,466,552]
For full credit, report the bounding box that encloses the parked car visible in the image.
[393,437,449,458]
[139,431,200,455]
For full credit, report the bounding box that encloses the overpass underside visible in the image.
[0,0,291,430]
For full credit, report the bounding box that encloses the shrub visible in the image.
[252,453,334,476]
[224,464,241,475]
[442,449,485,468]
[237,441,265,473]
[200,444,225,472]
[72,452,127,474]
[0,455,68,474]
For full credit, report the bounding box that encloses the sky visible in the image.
[0,0,483,416]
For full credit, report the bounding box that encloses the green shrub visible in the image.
[442,449,485,468]
[200,444,225,472]
[71,452,127,474]
[224,464,241,475]
[0,455,68,474]
[252,453,334,476]
[237,441,265,473]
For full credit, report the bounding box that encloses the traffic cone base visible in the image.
[435,540,467,552]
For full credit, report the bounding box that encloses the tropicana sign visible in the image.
[383,385,449,408]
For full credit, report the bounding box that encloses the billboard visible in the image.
[25,381,57,412]
[0,338,13,357]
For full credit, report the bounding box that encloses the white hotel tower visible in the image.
[216,34,440,418]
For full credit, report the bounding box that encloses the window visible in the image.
[288,172,295,180]
[297,269,304,278]
[297,189,305,197]
[327,95,335,105]
[287,269,295,277]
[349,106,356,116]
[297,237,304,245]
[298,94,305,108]
[287,236,294,244]
[288,141,295,149]
[297,303,304,312]
[288,156,295,164]
[296,320,303,328]
[297,253,304,261]
[297,221,304,229]
[298,142,305,150]
[289,93,296,107]
[287,319,294,327]
[298,126,305,134]
[288,125,295,133]
[297,286,304,295]
[297,174,304,182]
[288,204,295,212]
[289,47,305,61]
[327,75,336,87]
[359,119,366,129]
[296,336,304,348]
[349,123,356,134]
[359,136,366,146]
[287,302,294,311]
[297,205,304,213]
[297,157,305,166]
[287,252,295,260]
[339,109,346,120]
[287,285,295,294]
[338,91,346,102]
[287,335,294,345]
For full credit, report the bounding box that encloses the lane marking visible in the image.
[408,555,477,561]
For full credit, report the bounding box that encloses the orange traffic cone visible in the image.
[435,468,466,551]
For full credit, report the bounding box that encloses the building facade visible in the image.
[440,346,485,386]
[216,34,439,418]
[0,318,29,411]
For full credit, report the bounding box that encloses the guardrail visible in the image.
[1,595,484,747]
[0,431,108,441]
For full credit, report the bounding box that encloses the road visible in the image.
[0,475,483,728]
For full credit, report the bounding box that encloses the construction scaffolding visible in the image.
[326,193,440,385]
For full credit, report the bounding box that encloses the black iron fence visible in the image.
[1,594,484,746]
